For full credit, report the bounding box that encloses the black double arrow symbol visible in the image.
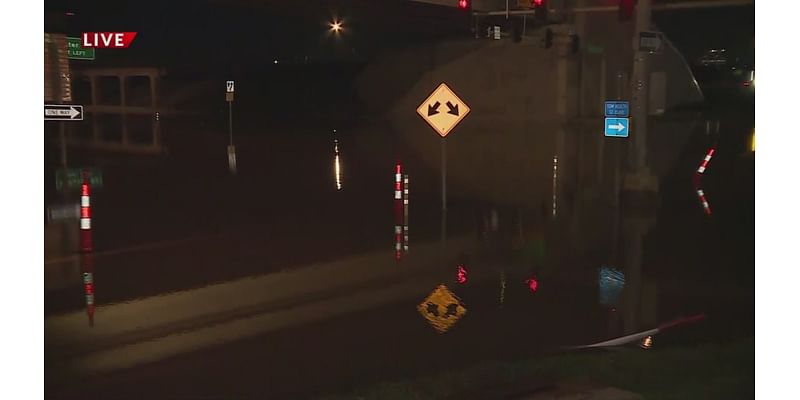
[427,101,460,117]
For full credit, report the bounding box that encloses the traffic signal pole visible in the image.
[620,0,662,208]
[629,0,651,172]
[478,0,752,16]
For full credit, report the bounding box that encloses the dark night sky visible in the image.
[44,0,470,70]
[44,1,753,69]
[654,5,754,63]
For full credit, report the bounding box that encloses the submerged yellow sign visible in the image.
[417,284,467,333]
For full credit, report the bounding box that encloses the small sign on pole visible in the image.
[67,37,96,60]
[604,117,630,138]
[226,80,235,102]
[604,101,629,117]
[47,203,80,223]
[56,168,103,191]
[45,104,84,121]
[638,31,663,53]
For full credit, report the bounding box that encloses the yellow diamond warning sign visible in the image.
[416,83,470,138]
[417,284,467,333]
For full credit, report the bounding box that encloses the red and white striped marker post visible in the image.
[696,147,715,175]
[696,189,712,215]
[394,163,403,261]
[403,174,409,253]
[693,147,715,216]
[79,169,93,253]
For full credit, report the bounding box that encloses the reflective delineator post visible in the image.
[693,147,715,216]
[696,148,715,174]
[394,163,403,261]
[79,169,93,253]
[403,174,409,253]
[696,189,712,215]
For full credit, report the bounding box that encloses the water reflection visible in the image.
[334,140,342,190]
[393,163,410,261]
[525,276,539,294]
[80,254,95,327]
[599,266,625,307]
[499,270,506,305]
[552,155,558,218]
[333,130,342,190]
[403,174,409,253]
[456,265,467,284]
[394,163,403,261]
[417,284,467,334]
[693,147,716,216]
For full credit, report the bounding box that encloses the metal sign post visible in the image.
[416,83,471,250]
[226,80,236,175]
[441,138,447,244]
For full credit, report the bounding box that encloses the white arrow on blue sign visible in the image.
[604,117,629,138]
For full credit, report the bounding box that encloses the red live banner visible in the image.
[81,32,138,48]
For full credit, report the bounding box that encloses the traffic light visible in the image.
[458,0,469,10]
[533,0,547,22]
[619,0,634,21]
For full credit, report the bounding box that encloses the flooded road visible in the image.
[45,102,753,398]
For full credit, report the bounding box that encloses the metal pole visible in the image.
[629,0,652,171]
[522,14,527,36]
[59,123,68,170]
[478,0,752,16]
[228,101,233,146]
[441,138,447,245]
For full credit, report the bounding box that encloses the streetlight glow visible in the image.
[330,20,342,33]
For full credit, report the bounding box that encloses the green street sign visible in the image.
[67,37,95,60]
[55,168,103,191]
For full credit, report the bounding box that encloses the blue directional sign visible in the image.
[604,101,629,117]
[605,117,630,138]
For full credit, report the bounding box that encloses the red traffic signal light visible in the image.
[458,0,468,10]
[619,0,634,21]
[533,0,547,22]
[525,276,539,293]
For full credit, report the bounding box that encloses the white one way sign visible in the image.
[44,104,84,121]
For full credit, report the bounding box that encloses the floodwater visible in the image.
[45,99,753,398]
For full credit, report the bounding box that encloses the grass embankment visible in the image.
[322,337,753,400]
